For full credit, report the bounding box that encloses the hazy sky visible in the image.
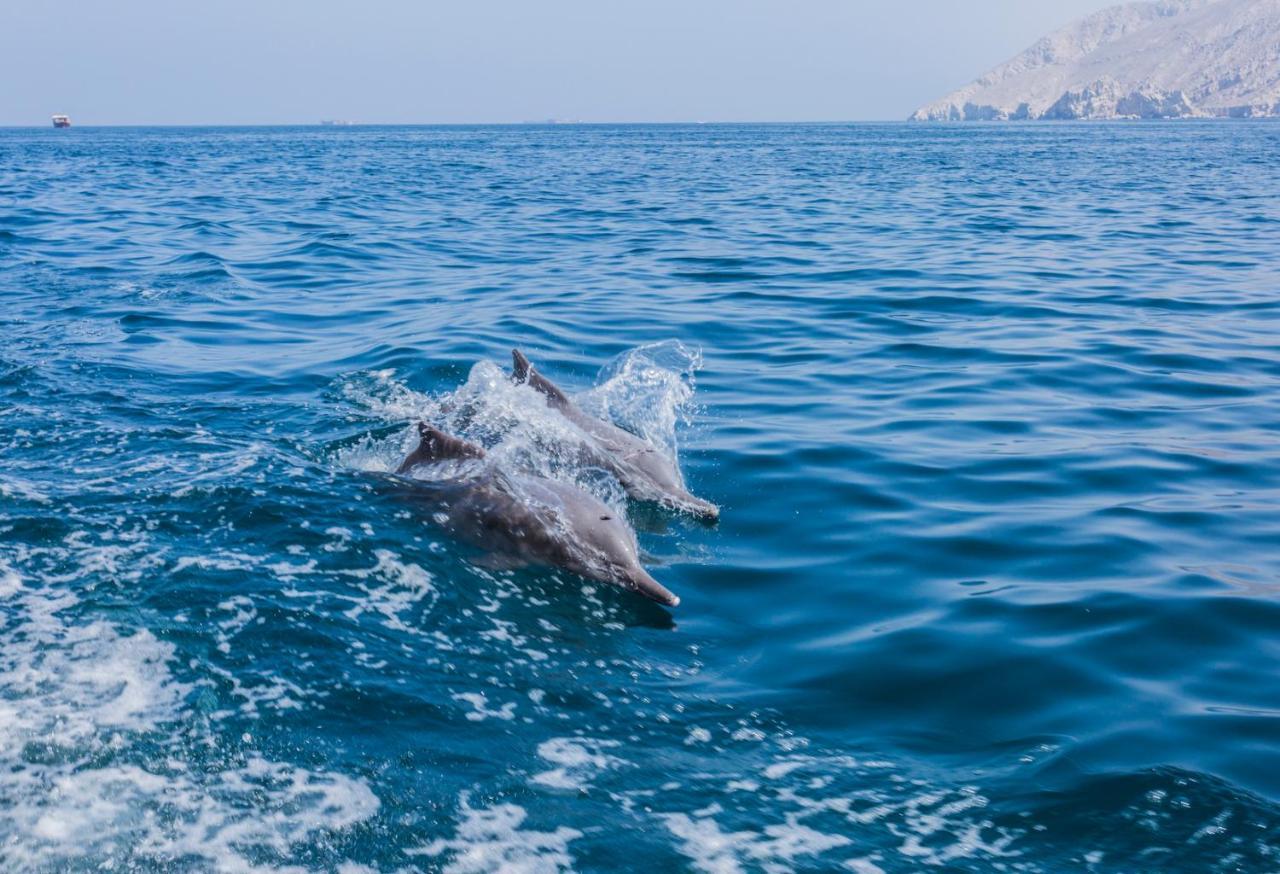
[3,1,1117,125]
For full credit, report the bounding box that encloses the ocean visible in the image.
[2,122,1278,872]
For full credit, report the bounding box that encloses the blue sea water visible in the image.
[2,122,1279,872]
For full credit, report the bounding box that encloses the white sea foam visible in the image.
[6,757,380,871]
[409,793,583,873]
[0,474,52,504]
[662,811,853,874]
[649,749,1025,873]
[531,737,623,791]
[206,660,312,717]
[0,559,23,597]
[340,366,444,426]
[339,548,436,632]
[685,726,714,745]
[453,691,518,722]
[0,541,380,871]
[173,550,261,573]
[216,593,258,653]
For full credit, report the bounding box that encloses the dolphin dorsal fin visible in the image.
[511,349,571,410]
[397,424,485,474]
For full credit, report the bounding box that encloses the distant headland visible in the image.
[912,0,1280,121]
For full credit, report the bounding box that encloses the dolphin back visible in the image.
[397,423,486,474]
[512,349,572,410]
[509,349,719,522]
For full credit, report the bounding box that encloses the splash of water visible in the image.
[335,344,704,511]
[579,340,704,459]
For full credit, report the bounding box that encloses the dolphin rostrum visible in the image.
[511,349,719,521]
[397,423,680,607]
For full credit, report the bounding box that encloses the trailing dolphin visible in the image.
[510,349,719,521]
[396,423,680,607]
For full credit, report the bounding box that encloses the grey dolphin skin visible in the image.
[510,349,720,521]
[397,423,680,607]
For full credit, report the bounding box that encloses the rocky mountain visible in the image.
[912,0,1280,120]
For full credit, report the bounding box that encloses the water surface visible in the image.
[2,123,1279,872]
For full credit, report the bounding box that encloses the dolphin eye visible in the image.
[600,515,612,521]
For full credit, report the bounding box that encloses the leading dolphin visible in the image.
[397,423,680,607]
[511,349,719,521]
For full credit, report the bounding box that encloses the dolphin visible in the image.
[397,423,680,607]
[510,349,719,521]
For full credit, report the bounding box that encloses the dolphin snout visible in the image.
[677,492,720,523]
[628,567,680,608]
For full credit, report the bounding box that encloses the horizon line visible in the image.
[5,119,909,128]
[5,118,1271,129]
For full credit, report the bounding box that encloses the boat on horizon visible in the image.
[51,114,71,128]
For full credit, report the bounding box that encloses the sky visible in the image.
[2,0,1118,125]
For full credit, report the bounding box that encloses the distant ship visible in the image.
[51,114,71,128]
[319,120,353,126]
